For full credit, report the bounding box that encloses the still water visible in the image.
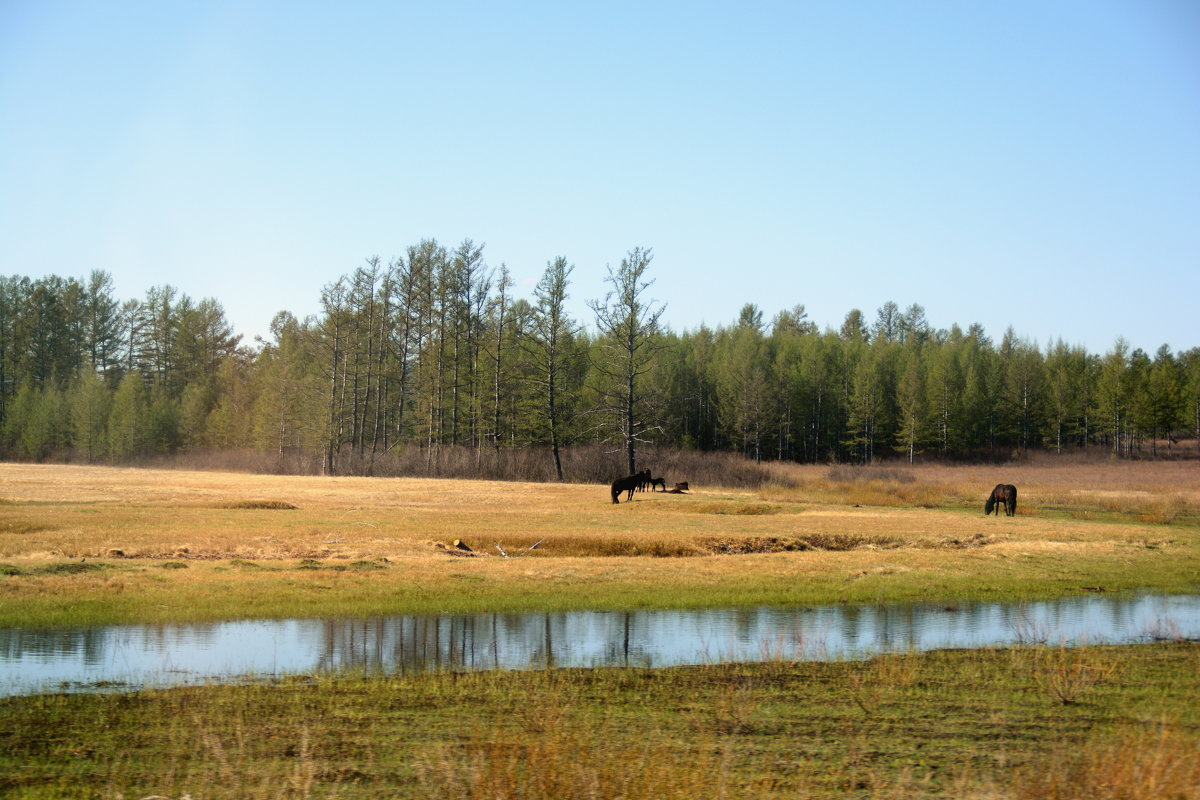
[2,592,1197,696]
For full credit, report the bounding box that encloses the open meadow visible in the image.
[1,459,1198,627]
[1,459,1199,798]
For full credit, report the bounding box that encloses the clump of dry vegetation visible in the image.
[702,534,903,554]
[218,500,299,510]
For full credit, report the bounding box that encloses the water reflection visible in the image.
[1,593,1197,696]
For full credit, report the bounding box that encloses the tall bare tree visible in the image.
[587,247,665,475]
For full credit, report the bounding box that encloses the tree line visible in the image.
[3,241,1199,477]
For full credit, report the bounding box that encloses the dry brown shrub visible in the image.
[1030,645,1119,705]
[1011,722,1200,799]
[141,443,787,490]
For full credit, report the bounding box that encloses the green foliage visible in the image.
[1,255,1195,467]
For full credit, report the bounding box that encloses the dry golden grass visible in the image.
[768,458,1200,519]
[1,461,1193,563]
[1,460,1197,627]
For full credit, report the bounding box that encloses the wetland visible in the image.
[1,460,1198,798]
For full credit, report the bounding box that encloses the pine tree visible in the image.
[107,372,147,461]
[525,257,581,480]
[69,368,111,462]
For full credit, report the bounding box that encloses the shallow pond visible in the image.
[2,592,1197,696]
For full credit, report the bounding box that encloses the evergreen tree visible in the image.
[70,368,111,462]
[715,320,771,461]
[525,257,582,480]
[107,372,147,461]
[1144,345,1183,456]
[83,270,122,373]
[894,342,928,462]
[1094,339,1132,456]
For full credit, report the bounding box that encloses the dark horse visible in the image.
[985,484,1018,517]
[611,470,650,504]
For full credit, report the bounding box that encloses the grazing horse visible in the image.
[611,472,644,504]
[985,484,1018,517]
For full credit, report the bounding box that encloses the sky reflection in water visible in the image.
[2,593,1197,696]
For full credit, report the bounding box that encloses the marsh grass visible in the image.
[1,643,1195,799]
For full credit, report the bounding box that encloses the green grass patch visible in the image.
[0,643,1195,799]
[347,559,388,571]
[33,561,107,576]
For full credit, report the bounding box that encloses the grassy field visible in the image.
[1,643,1197,799]
[1,460,1199,627]
[1,459,1199,798]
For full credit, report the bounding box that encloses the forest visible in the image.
[2,240,1199,479]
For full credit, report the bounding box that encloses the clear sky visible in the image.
[2,0,1198,355]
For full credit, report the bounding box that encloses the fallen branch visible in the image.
[494,538,544,558]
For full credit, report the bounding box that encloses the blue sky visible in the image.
[2,0,1197,354]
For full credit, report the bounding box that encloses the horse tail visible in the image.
[611,480,622,504]
[1009,485,1017,515]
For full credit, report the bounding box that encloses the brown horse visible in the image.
[985,484,1017,517]
[611,472,645,504]
[636,469,652,492]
